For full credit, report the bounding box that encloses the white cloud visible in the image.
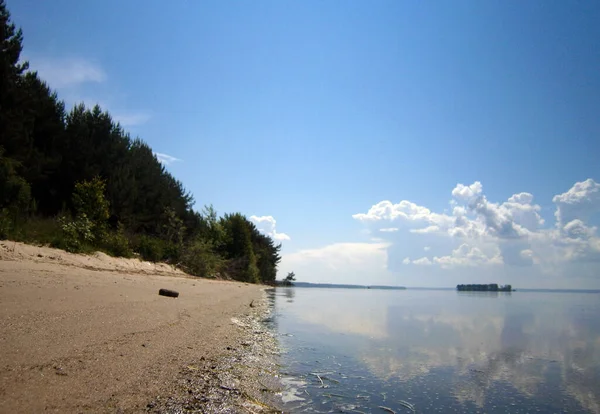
[502,197,544,231]
[352,178,600,277]
[451,181,483,202]
[29,57,106,89]
[154,152,182,165]
[352,200,453,229]
[113,112,151,127]
[284,243,388,267]
[449,183,546,240]
[433,244,503,268]
[508,192,534,205]
[27,55,150,128]
[280,242,392,285]
[271,178,600,287]
[520,249,534,260]
[452,206,467,217]
[563,219,596,240]
[410,225,440,234]
[413,257,432,266]
[553,179,600,227]
[249,215,290,241]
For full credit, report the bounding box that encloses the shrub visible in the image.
[162,241,182,263]
[102,224,133,258]
[181,239,225,277]
[53,214,94,253]
[14,216,60,245]
[136,235,165,262]
[72,177,109,239]
[0,208,11,239]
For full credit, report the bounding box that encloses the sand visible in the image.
[0,241,280,413]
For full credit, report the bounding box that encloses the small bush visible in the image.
[181,239,225,277]
[14,216,60,245]
[162,241,182,263]
[102,225,133,258]
[136,235,165,262]
[0,209,11,239]
[53,214,94,253]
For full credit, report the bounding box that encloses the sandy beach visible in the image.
[0,241,279,413]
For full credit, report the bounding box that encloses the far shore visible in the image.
[0,241,281,413]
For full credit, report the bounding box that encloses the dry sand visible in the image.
[0,241,281,413]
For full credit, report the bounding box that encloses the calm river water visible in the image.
[270,288,600,413]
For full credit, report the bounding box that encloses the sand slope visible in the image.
[0,241,266,413]
[0,240,187,275]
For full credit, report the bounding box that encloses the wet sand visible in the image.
[0,241,279,413]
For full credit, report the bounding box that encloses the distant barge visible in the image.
[456,284,513,292]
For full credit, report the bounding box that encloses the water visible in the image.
[270,288,600,413]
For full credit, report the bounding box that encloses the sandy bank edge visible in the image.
[0,240,283,413]
[147,289,283,413]
[0,240,187,276]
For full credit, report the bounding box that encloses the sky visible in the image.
[9,0,600,288]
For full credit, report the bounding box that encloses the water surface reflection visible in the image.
[275,288,600,413]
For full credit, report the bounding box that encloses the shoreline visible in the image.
[148,290,282,413]
[0,241,282,413]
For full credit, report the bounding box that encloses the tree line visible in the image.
[0,0,280,284]
[456,284,512,292]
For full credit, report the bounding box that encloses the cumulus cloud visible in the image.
[353,178,600,273]
[29,57,106,89]
[497,240,534,267]
[451,181,483,202]
[279,242,394,285]
[563,219,596,240]
[553,179,600,227]
[380,227,399,233]
[410,225,440,234]
[154,152,182,165]
[413,257,432,266]
[450,183,544,239]
[352,200,453,229]
[249,215,290,241]
[284,242,388,269]
[508,192,534,205]
[433,244,502,268]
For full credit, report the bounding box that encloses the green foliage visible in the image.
[8,216,59,245]
[0,208,11,239]
[0,148,32,229]
[199,204,225,249]
[281,271,296,286]
[135,235,165,262]
[72,177,109,238]
[161,206,186,245]
[101,224,133,258]
[456,284,513,292]
[181,239,225,277]
[0,1,282,282]
[54,214,94,253]
[251,230,281,284]
[220,213,262,283]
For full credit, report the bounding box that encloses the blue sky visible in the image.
[10,0,600,288]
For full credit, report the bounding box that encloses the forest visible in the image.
[456,284,513,292]
[0,0,280,284]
